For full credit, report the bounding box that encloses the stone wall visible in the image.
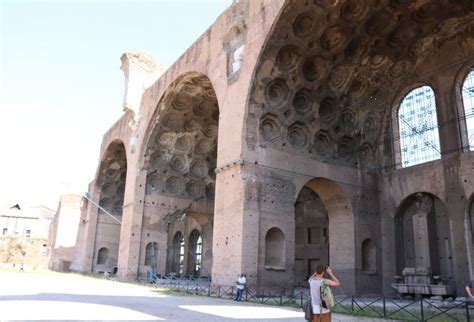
[0,236,48,270]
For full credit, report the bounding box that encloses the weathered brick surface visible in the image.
[51,0,474,297]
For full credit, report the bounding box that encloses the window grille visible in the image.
[195,235,202,274]
[398,86,441,167]
[462,70,474,151]
[179,236,185,275]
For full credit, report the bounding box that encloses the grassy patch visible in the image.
[332,303,469,321]
[152,288,193,297]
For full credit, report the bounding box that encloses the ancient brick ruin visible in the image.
[50,0,474,296]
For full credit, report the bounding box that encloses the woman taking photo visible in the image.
[308,265,340,322]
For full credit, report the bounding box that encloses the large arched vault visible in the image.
[144,73,218,201]
[139,72,218,278]
[246,0,474,168]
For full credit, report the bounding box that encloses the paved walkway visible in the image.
[0,271,395,321]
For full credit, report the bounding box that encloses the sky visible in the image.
[0,0,233,209]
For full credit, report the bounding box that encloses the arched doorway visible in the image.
[295,178,355,292]
[294,186,329,286]
[93,140,126,274]
[395,193,455,288]
[145,242,158,276]
[168,231,184,275]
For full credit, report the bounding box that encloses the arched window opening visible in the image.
[195,236,202,274]
[171,232,185,275]
[97,247,109,265]
[462,70,474,151]
[145,242,158,266]
[265,227,286,270]
[362,239,376,274]
[188,230,203,277]
[398,86,441,168]
[179,235,185,275]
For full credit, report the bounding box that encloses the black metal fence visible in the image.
[331,295,472,321]
[151,280,474,321]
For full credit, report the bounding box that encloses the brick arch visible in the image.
[244,1,474,168]
[300,177,356,293]
[92,140,127,274]
[264,227,286,270]
[141,72,219,202]
[394,192,455,287]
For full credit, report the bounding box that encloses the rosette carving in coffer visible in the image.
[170,155,187,173]
[320,25,347,52]
[314,130,334,154]
[288,122,310,149]
[190,159,208,178]
[303,56,328,82]
[150,151,168,169]
[265,79,290,108]
[293,88,313,115]
[341,0,368,22]
[186,179,204,198]
[293,11,316,38]
[166,176,184,194]
[277,45,302,71]
[260,113,282,143]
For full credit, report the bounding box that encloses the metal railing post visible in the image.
[420,298,424,321]
[351,296,354,313]
[466,300,471,322]
[383,297,386,318]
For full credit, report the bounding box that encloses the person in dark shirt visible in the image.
[466,280,474,298]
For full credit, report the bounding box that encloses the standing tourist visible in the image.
[234,273,246,301]
[309,265,340,322]
[466,279,474,299]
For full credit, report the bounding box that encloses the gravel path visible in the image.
[0,271,397,321]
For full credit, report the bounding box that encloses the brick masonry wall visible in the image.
[0,236,49,270]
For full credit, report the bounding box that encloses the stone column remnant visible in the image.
[120,51,165,130]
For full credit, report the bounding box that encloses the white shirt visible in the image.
[237,276,246,290]
[309,278,330,314]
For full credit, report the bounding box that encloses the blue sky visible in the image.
[0,0,232,209]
